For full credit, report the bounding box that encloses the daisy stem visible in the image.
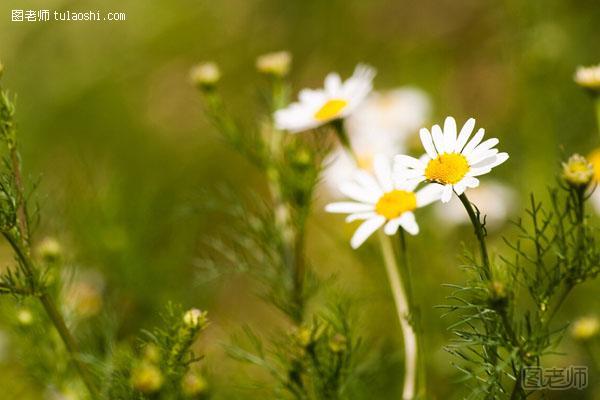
[457,193,492,281]
[379,231,419,400]
[331,119,359,165]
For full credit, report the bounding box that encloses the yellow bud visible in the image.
[183,308,208,329]
[571,316,599,341]
[131,362,164,393]
[17,308,33,325]
[562,154,593,187]
[328,333,348,353]
[295,327,312,347]
[574,64,600,91]
[36,237,62,263]
[143,344,161,364]
[190,62,220,89]
[256,51,292,77]
[181,371,209,397]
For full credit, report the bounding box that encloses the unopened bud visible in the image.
[571,316,599,341]
[256,51,292,77]
[562,154,593,188]
[295,327,312,348]
[143,344,161,364]
[36,237,63,263]
[574,64,600,91]
[183,308,208,329]
[190,62,220,89]
[181,371,209,397]
[328,333,347,353]
[131,362,164,393]
[17,308,33,325]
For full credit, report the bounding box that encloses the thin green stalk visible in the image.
[3,232,98,398]
[457,193,492,281]
[331,120,358,165]
[595,95,600,137]
[379,231,418,400]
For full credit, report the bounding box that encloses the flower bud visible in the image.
[181,371,209,397]
[328,333,348,353]
[562,154,593,188]
[571,316,599,341]
[143,344,161,364]
[36,237,63,263]
[17,308,33,325]
[574,64,600,91]
[190,62,220,89]
[183,308,208,329]
[256,51,292,77]
[295,327,312,348]
[131,362,164,393]
[0,62,4,79]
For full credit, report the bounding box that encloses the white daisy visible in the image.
[394,117,509,203]
[274,64,376,133]
[322,88,431,197]
[325,154,443,249]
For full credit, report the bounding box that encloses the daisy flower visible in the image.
[322,87,431,197]
[395,117,509,203]
[274,64,376,133]
[325,154,442,248]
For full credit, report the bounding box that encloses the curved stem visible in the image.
[379,231,418,399]
[458,193,492,280]
[331,120,358,165]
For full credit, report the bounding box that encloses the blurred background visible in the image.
[0,0,599,398]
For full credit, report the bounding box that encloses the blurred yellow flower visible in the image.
[183,308,208,328]
[131,362,164,393]
[570,316,599,341]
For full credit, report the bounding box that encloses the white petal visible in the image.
[468,167,492,177]
[419,128,438,159]
[394,154,425,170]
[384,217,403,235]
[399,212,419,235]
[373,154,394,192]
[455,118,476,152]
[339,182,379,204]
[351,216,386,248]
[441,184,454,203]
[443,117,457,152]
[468,149,498,165]
[431,124,445,154]
[355,170,383,195]
[324,73,342,94]
[326,202,374,214]
[461,128,485,155]
[463,176,480,188]
[416,183,444,207]
[346,212,377,222]
[467,138,499,158]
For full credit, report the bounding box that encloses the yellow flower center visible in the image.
[314,99,348,121]
[375,190,417,220]
[425,153,470,184]
[588,148,600,181]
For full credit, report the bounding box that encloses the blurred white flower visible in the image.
[395,117,509,203]
[256,51,292,76]
[190,62,221,88]
[64,270,105,318]
[322,88,431,197]
[434,181,517,230]
[586,148,600,214]
[275,64,375,132]
[325,154,442,248]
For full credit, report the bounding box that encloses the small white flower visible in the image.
[256,51,292,76]
[322,88,431,197]
[395,117,509,203]
[275,64,376,133]
[326,154,443,249]
[434,181,517,231]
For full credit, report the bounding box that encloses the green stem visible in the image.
[594,95,600,138]
[457,193,492,281]
[379,231,419,400]
[4,232,98,398]
[331,119,358,165]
